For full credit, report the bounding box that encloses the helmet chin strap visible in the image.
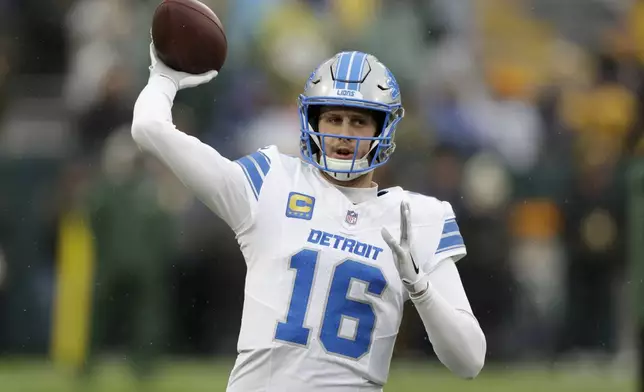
[317,154,372,181]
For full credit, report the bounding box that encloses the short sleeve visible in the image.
[433,201,467,263]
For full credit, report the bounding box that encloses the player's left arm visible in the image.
[381,201,486,379]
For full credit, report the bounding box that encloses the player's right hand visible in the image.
[148,43,218,90]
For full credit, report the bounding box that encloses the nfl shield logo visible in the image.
[345,210,358,225]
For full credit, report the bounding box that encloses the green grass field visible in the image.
[0,359,636,392]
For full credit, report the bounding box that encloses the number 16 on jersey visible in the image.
[274,248,388,360]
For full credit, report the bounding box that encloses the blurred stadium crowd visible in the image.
[0,0,642,383]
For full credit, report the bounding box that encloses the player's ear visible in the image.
[308,106,321,132]
[372,111,386,137]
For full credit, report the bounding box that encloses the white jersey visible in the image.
[225,146,466,391]
[131,77,468,392]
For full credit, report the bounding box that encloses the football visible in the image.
[151,0,227,74]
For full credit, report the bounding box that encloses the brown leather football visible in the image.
[152,0,227,74]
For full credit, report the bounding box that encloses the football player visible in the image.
[131,45,486,391]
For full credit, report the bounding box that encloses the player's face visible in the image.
[317,107,378,160]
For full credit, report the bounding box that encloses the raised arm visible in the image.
[131,45,255,233]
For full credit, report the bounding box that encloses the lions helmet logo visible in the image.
[306,69,319,90]
[385,68,400,100]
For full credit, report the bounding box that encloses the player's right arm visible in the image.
[131,45,255,233]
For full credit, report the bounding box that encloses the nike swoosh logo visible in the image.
[411,254,419,274]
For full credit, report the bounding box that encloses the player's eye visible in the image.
[326,116,343,125]
[351,118,368,127]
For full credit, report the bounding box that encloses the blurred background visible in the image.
[0,0,643,390]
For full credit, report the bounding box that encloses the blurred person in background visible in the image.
[82,129,178,382]
[63,0,150,115]
[629,150,644,392]
[457,152,515,360]
[76,65,134,158]
[232,0,332,157]
[558,150,625,358]
[555,45,630,359]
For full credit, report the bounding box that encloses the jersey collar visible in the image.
[333,182,378,204]
[313,168,379,204]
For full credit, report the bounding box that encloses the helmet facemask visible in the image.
[300,103,402,181]
[298,52,404,182]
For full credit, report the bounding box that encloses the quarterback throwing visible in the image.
[132,46,486,391]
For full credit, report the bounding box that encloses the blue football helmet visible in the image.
[298,51,405,181]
